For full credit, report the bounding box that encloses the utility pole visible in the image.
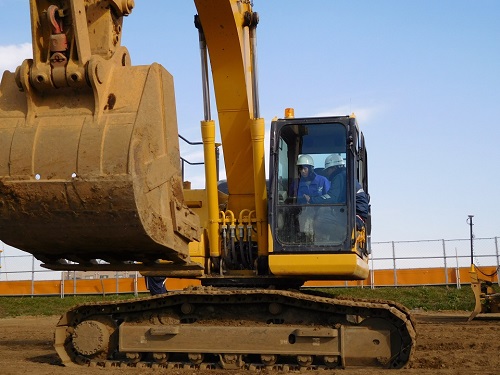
[467,215,474,265]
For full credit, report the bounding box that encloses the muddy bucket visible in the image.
[0,61,200,268]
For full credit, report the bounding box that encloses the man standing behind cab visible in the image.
[145,276,167,295]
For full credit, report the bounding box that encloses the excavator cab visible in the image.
[268,114,371,279]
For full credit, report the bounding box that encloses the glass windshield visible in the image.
[275,122,347,246]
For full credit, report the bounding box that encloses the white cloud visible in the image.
[0,43,32,73]
[314,104,386,123]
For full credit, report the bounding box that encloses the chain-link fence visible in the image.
[369,237,499,287]
[1,237,499,295]
[370,237,499,270]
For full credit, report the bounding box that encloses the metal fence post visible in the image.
[442,239,448,286]
[495,237,499,286]
[60,272,64,298]
[392,241,398,286]
[31,255,35,297]
[73,271,76,296]
[116,271,119,295]
[454,247,461,289]
[134,271,138,297]
[495,236,499,267]
[370,255,375,289]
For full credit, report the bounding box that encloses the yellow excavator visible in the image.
[0,0,415,369]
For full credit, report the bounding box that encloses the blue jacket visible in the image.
[310,167,346,204]
[356,181,370,221]
[294,173,330,204]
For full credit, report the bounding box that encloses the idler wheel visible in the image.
[72,320,111,357]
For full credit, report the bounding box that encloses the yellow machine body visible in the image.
[269,253,369,279]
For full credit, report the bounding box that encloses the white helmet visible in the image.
[297,154,314,167]
[324,153,345,169]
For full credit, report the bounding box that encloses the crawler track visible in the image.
[55,287,416,370]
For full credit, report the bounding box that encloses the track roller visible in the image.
[220,354,244,369]
[297,354,313,367]
[188,353,204,364]
[152,352,169,364]
[323,355,340,368]
[125,352,142,363]
[260,354,278,366]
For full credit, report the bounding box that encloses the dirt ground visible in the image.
[0,311,498,375]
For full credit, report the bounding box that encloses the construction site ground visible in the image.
[0,311,498,375]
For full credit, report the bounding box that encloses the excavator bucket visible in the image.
[468,269,483,321]
[468,265,500,321]
[0,0,200,270]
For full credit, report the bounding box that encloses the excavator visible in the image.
[0,0,416,369]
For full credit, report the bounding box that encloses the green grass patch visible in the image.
[0,286,478,318]
[0,293,140,318]
[314,286,476,311]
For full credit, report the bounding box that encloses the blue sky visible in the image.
[0,0,499,246]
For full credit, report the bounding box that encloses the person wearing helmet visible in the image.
[294,154,330,204]
[290,154,330,240]
[308,154,369,227]
[303,153,347,243]
[304,153,346,204]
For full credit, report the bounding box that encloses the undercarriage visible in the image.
[55,287,416,370]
